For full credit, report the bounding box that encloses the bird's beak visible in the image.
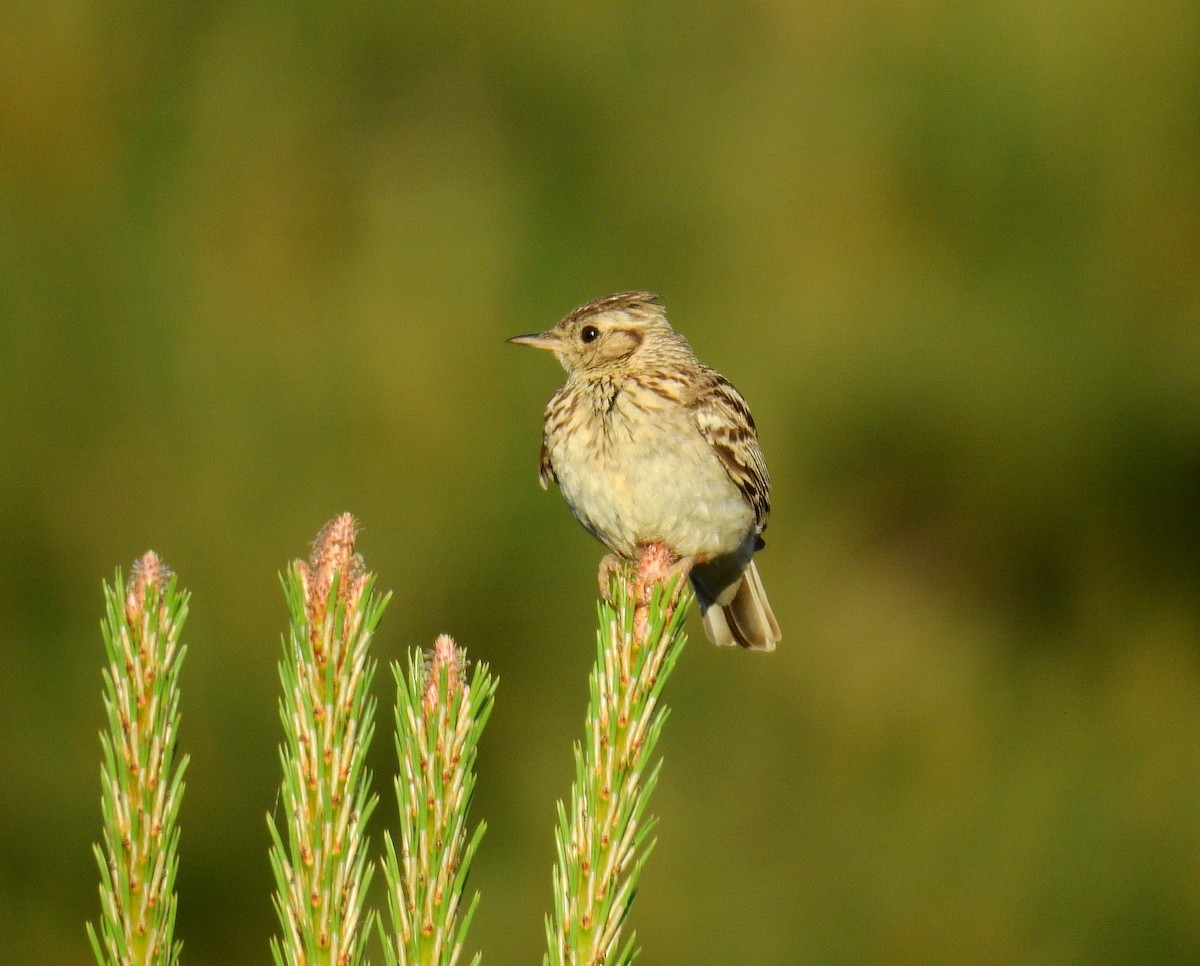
[507,330,561,352]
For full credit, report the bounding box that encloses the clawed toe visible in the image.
[664,555,695,607]
[596,553,623,602]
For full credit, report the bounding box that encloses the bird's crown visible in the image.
[553,291,692,374]
[561,291,664,326]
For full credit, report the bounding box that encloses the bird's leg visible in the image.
[601,545,698,639]
[597,552,624,603]
[634,542,676,586]
[633,544,696,598]
[664,554,697,609]
[630,544,696,639]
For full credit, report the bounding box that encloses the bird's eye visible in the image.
[580,325,600,344]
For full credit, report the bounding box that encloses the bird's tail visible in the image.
[693,558,780,651]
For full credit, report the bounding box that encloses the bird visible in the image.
[509,292,781,651]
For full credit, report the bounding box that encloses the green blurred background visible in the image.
[4,1,1200,962]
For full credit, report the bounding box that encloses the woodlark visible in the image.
[509,292,781,651]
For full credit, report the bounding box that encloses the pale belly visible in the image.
[549,405,754,560]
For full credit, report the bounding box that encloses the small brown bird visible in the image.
[509,292,781,650]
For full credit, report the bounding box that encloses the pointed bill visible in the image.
[507,331,561,351]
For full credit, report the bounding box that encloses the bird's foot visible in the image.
[633,544,697,593]
[597,552,624,603]
[599,545,697,624]
[634,542,676,587]
[631,545,699,637]
[661,553,698,611]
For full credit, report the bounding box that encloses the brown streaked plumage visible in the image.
[509,292,781,651]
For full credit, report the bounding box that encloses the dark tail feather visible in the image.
[694,559,780,651]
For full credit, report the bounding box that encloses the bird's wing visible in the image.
[538,435,557,489]
[688,371,771,532]
[537,387,562,489]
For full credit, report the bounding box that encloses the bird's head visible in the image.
[508,292,689,376]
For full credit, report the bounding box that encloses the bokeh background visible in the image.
[4,2,1200,963]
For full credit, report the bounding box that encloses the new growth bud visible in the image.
[423,634,468,714]
[125,550,171,625]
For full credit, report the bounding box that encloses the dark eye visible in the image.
[580,325,600,344]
